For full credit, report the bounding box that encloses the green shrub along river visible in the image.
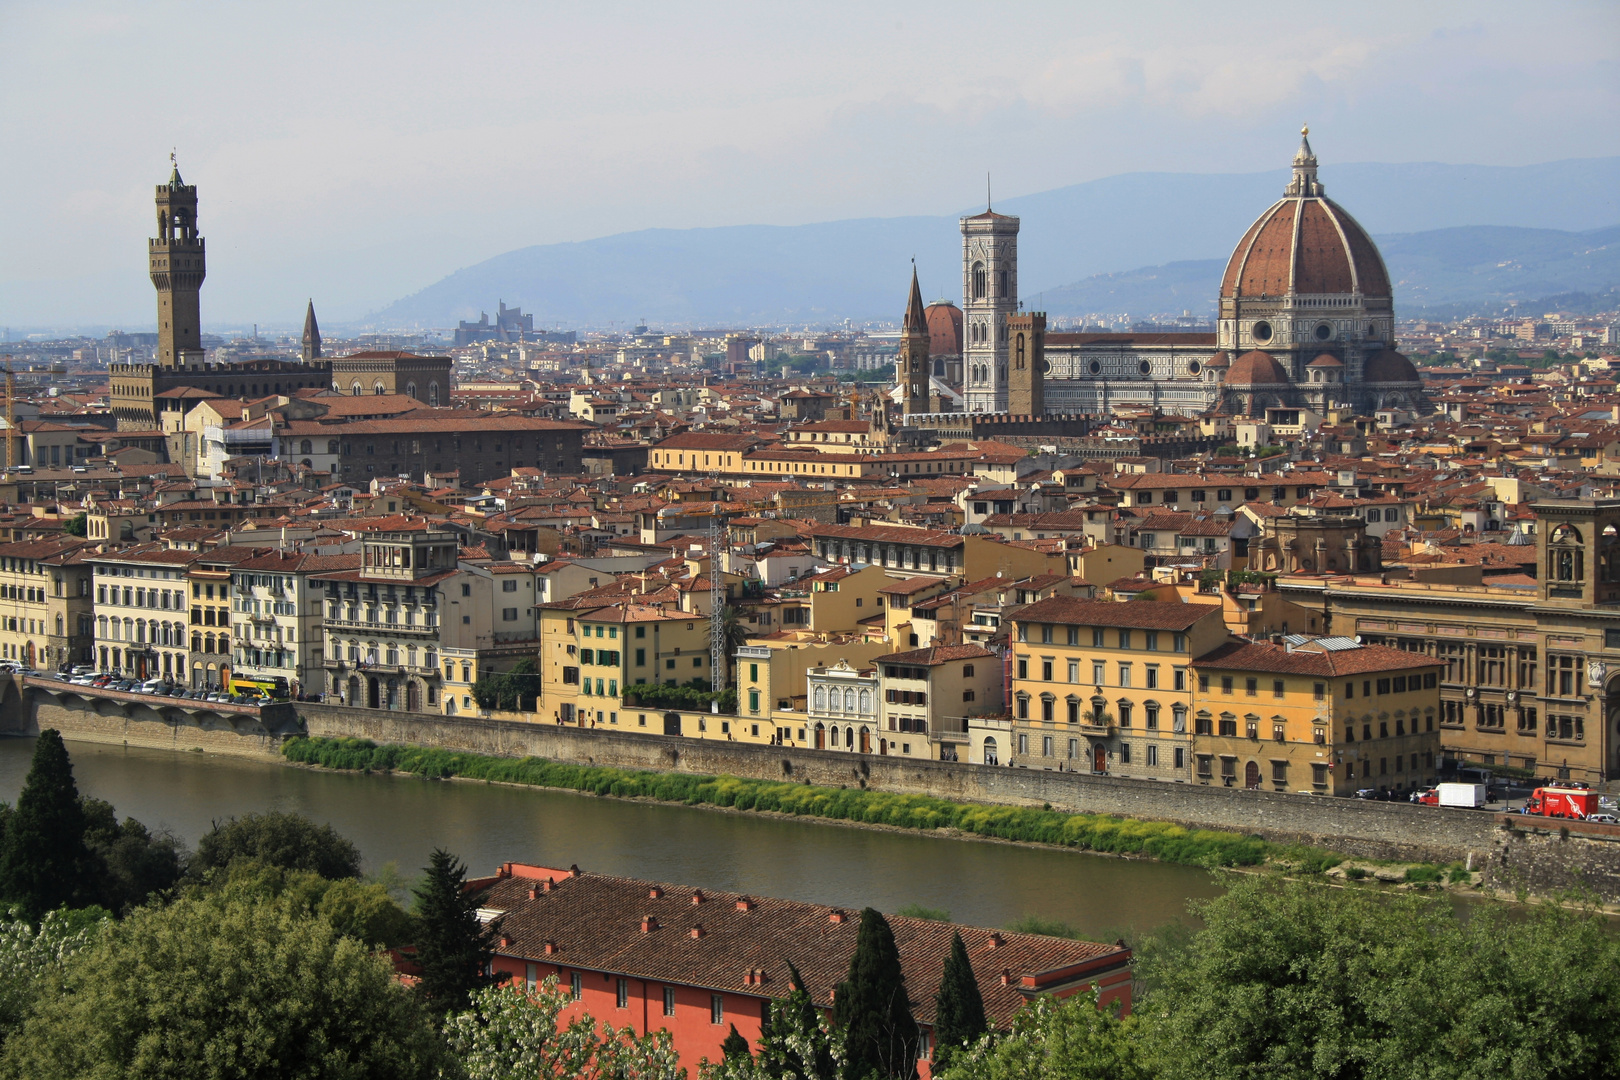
[283,736,1351,873]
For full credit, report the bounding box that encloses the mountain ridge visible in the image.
[366,157,1620,328]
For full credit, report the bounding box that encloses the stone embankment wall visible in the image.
[294,703,1498,865]
[1484,815,1620,902]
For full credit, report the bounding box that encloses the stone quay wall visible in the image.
[2,683,295,759]
[294,703,1498,865]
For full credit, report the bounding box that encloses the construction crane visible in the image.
[1,359,17,472]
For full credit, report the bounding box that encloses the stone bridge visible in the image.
[0,675,302,756]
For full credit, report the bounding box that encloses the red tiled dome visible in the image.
[1221,197,1389,299]
[1207,351,1231,368]
[924,301,963,357]
[1363,350,1420,383]
[1305,352,1343,367]
[1225,350,1291,386]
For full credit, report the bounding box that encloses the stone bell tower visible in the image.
[1006,311,1046,417]
[961,204,1019,414]
[899,266,931,418]
[150,160,206,368]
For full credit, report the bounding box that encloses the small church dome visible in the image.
[1225,350,1291,386]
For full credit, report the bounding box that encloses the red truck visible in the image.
[1522,787,1601,820]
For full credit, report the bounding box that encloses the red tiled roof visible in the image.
[1192,639,1441,677]
[872,643,997,665]
[1013,595,1218,631]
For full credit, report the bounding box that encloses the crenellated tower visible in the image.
[1006,311,1046,416]
[149,163,206,368]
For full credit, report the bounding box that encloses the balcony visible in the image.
[322,613,438,637]
[1078,719,1115,736]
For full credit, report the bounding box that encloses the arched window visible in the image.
[328,439,339,454]
[996,268,1008,296]
[374,382,386,395]
[843,688,855,712]
[1015,333,1025,369]
[405,382,417,400]
[813,686,826,710]
[858,689,870,713]
[300,439,312,454]
[972,261,986,299]
[429,382,440,406]
[351,381,362,396]
[982,736,998,766]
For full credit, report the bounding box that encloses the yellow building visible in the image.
[538,601,715,727]
[1190,637,1442,796]
[735,638,893,747]
[0,538,95,672]
[1001,597,1230,780]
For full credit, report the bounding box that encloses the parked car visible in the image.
[1586,813,1619,825]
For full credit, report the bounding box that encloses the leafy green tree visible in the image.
[933,991,1148,1080]
[80,797,187,913]
[0,894,445,1079]
[721,1024,752,1063]
[192,810,362,880]
[471,657,545,712]
[930,932,986,1070]
[413,848,499,1015]
[702,961,843,1080]
[0,906,107,1051]
[834,908,918,1080]
[189,860,416,948]
[63,513,87,537]
[446,979,685,1080]
[0,731,91,920]
[1141,874,1620,1080]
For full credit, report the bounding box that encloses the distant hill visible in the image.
[1039,224,1620,320]
[368,157,1620,328]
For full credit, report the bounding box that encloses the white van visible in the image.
[138,678,167,695]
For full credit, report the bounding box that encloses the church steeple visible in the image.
[302,299,322,361]
[899,264,931,419]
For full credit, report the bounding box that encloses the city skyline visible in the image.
[2,1,1616,328]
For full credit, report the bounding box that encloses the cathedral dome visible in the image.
[1206,351,1231,369]
[1226,350,1291,386]
[1220,131,1390,300]
[924,300,963,356]
[1362,350,1420,383]
[1305,352,1343,368]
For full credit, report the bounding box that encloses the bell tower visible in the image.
[961,205,1019,414]
[150,159,206,368]
[899,266,930,418]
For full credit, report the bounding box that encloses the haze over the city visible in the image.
[2,0,1617,329]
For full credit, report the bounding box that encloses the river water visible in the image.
[0,736,1223,938]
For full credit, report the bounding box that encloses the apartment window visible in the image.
[525,964,537,991]
[1120,742,1132,763]
[1272,679,1285,699]
[1246,719,1259,739]
[1040,624,1053,644]
[1017,657,1028,679]
[1041,659,1053,681]
[1273,723,1286,742]
[1173,634,1186,653]
[1174,667,1187,691]
[663,987,676,1017]
[616,979,629,1009]
[570,971,583,1000]
[1042,735,1053,757]
[1550,655,1579,697]
[1144,631,1159,652]
[1174,747,1185,770]
[1017,734,1029,754]
[502,608,518,621]
[1145,703,1159,729]
[1218,714,1237,737]
[1118,702,1132,727]
[1197,754,1213,780]
[1145,665,1159,689]
[1092,628,1104,647]
[1245,678,1258,697]
[1146,744,1158,767]
[711,994,724,1025]
[1068,660,1080,683]
[1313,682,1325,701]
[1118,630,1131,649]
[1066,626,1079,646]
[1092,661,1105,685]
[1221,675,1233,694]
[1118,664,1131,688]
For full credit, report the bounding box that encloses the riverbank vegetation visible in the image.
[282,735,1341,871]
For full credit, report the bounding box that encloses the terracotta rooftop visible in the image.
[1013,595,1218,631]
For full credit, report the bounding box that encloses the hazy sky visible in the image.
[3,0,1616,330]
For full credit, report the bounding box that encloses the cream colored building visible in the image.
[0,538,95,672]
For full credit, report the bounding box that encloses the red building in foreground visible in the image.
[468,862,1133,1076]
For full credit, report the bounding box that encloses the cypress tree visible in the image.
[0,730,90,920]
[834,908,918,1080]
[720,1023,752,1062]
[412,848,497,1015]
[930,931,987,1069]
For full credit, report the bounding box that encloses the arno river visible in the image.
[0,736,1223,938]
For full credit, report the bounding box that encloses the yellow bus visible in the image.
[229,675,290,701]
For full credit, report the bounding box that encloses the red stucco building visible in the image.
[468,862,1133,1075]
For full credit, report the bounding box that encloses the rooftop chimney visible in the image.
[641,916,659,933]
[649,887,664,899]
